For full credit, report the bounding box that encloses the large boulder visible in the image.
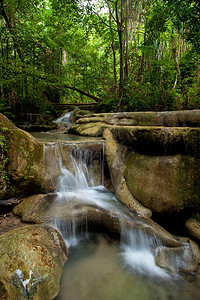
[124,151,200,214]
[0,114,45,200]
[186,216,200,243]
[0,225,68,300]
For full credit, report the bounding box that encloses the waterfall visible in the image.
[53,145,170,278]
[54,112,71,128]
[120,229,170,278]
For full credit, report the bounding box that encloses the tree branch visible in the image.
[64,85,102,102]
[91,8,118,32]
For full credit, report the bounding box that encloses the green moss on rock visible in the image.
[0,113,45,200]
[124,151,200,214]
[0,225,68,300]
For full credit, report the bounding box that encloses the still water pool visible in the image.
[55,234,200,300]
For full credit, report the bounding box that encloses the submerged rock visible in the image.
[155,245,198,273]
[0,225,68,300]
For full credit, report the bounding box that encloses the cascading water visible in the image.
[53,145,171,279]
[54,112,72,128]
[120,228,170,278]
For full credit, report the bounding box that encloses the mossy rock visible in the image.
[124,151,200,214]
[0,114,45,200]
[186,216,200,243]
[110,126,200,157]
[0,225,68,300]
[71,110,200,133]
[70,122,108,137]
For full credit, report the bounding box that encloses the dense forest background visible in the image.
[0,0,200,119]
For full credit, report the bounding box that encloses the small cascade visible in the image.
[54,112,71,128]
[120,229,169,278]
[53,145,177,278]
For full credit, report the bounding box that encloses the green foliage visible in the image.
[0,0,200,115]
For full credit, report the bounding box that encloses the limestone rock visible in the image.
[14,193,200,273]
[0,114,45,200]
[0,225,68,300]
[103,128,152,219]
[13,193,181,248]
[186,217,200,243]
[155,244,198,273]
[72,110,200,129]
[124,151,200,214]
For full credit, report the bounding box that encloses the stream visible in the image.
[30,115,200,300]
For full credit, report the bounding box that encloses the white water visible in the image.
[54,146,170,278]
[54,112,71,127]
[121,229,170,278]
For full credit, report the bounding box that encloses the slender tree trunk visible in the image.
[107,1,118,95]
[115,0,124,99]
[0,0,24,63]
[136,28,147,81]
[124,0,129,78]
[111,42,118,94]
[171,34,186,103]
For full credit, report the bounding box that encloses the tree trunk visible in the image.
[115,0,124,99]
[171,34,187,104]
[136,28,147,81]
[0,0,24,63]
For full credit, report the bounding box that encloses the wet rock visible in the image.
[103,128,152,219]
[70,107,91,123]
[15,193,200,273]
[44,141,104,192]
[111,126,200,157]
[0,212,27,235]
[70,121,107,137]
[0,225,68,300]
[72,110,200,129]
[0,114,45,200]
[155,244,198,273]
[186,217,200,243]
[13,193,180,248]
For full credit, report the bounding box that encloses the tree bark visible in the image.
[171,35,186,102]
[115,0,124,99]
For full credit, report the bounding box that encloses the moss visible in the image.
[0,113,45,199]
[0,281,7,300]
[176,156,200,209]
